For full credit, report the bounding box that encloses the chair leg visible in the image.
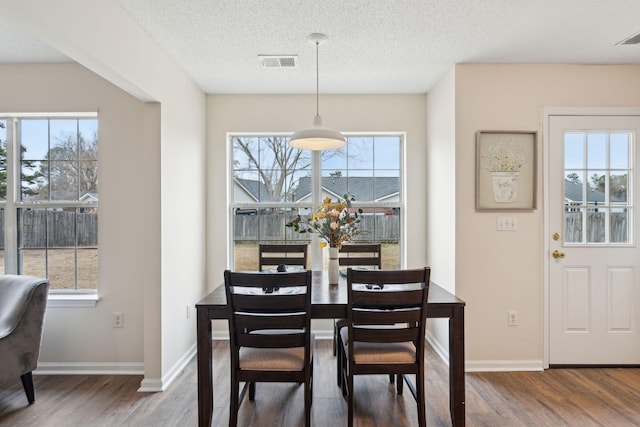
[20,372,35,404]
[338,345,348,398]
[347,372,354,427]
[417,372,426,427]
[248,382,256,401]
[305,376,312,427]
[333,322,338,356]
[396,374,404,395]
[336,334,343,387]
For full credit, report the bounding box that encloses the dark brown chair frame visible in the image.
[224,269,314,427]
[258,244,308,271]
[333,244,382,356]
[338,243,382,269]
[337,267,431,427]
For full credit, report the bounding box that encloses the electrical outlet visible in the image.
[113,312,124,328]
[186,304,192,319]
[507,310,518,326]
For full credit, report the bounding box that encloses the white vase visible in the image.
[491,171,519,203]
[328,247,339,284]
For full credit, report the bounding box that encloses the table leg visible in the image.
[449,306,465,427]
[197,308,213,427]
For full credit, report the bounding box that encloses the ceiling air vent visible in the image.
[617,31,640,45]
[258,55,298,68]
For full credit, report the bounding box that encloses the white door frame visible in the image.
[542,106,640,369]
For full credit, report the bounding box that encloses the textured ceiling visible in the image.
[1,1,640,94]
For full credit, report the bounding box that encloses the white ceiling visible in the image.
[1,1,640,94]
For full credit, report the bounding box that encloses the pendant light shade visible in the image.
[289,33,346,151]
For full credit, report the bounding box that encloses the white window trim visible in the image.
[47,293,100,308]
[227,132,405,270]
[1,113,99,299]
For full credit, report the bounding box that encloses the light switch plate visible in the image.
[497,216,518,231]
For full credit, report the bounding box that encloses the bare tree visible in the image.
[233,136,311,202]
[31,130,98,201]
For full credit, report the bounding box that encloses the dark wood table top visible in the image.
[197,270,465,319]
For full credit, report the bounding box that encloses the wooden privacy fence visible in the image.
[565,211,627,243]
[0,209,98,249]
[234,214,400,243]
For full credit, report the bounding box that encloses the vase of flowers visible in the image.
[328,247,339,284]
[286,194,362,284]
[483,138,525,203]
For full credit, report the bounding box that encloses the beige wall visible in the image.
[1,1,207,390]
[452,64,640,368]
[0,62,148,367]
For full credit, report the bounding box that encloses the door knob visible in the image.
[552,250,565,259]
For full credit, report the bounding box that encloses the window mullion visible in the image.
[4,118,19,274]
[310,150,323,270]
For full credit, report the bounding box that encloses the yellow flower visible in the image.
[285,194,361,250]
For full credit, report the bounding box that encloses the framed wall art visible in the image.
[476,131,537,211]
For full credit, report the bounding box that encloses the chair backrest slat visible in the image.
[235,313,307,330]
[232,293,307,313]
[352,308,422,325]
[238,333,306,349]
[259,244,308,271]
[352,287,425,308]
[353,327,419,344]
[339,244,381,269]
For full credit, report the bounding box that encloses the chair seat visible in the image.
[240,334,315,371]
[340,328,415,364]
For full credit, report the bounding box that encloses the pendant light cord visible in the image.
[315,40,319,117]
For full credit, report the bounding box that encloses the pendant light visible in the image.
[289,33,346,150]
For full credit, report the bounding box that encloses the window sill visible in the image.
[47,294,100,308]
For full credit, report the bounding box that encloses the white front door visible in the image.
[549,114,640,365]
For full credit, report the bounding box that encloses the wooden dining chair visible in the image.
[224,269,314,427]
[338,243,382,269]
[337,267,431,427]
[258,243,308,271]
[333,244,382,357]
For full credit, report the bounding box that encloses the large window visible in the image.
[231,134,402,270]
[0,116,98,291]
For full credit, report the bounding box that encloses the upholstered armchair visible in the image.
[0,275,49,404]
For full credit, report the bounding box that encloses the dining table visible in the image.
[196,270,466,427]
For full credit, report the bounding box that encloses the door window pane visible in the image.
[563,130,632,245]
[564,132,584,169]
[587,133,607,169]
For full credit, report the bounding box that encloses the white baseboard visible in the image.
[35,344,199,394]
[465,359,544,372]
[35,362,144,375]
[425,330,543,372]
[138,378,163,392]
[138,343,198,392]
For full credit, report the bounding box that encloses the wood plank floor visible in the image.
[1,340,639,426]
